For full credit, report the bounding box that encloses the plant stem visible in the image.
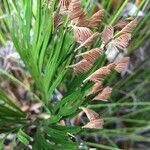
[110,0,129,26]
[85,142,120,150]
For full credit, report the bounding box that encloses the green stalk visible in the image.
[110,0,129,25]
[89,102,150,109]
[132,0,146,16]
[85,142,120,150]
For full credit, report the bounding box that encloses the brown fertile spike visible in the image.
[69,59,93,74]
[58,120,66,126]
[119,19,137,35]
[114,18,134,30]
[102,26,114,44]
[68,0,85,20]
[83,32,100,47]
[89,10,104,27]
[75,17,89,27]
[73,26,93,44]
[76,48,103,63]
[114,33,131,49]
[83,66,111,82]
[82,119,103,129]
[93,87,112,101]
[106,63,116,70]
[60,0,71,12]
[114,57,130,73]
[74,32,100,52]
[79,107,99,121]
[88,81,103,95]
[53,12,63,28]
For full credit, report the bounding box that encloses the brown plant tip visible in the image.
[60,0,71,12]
[93,86,112,101]
[135,0,142,6]
[68,0,85,20]
[84,66,111,82]
[114,57,130,73]
[82,119,104,129]
[88,81,103,95]
[69,59,93,74]
[73,26,93,44]
[114,33,131,49]
[83,32,100,47]
[114,18,134,30]
[76,48,103,63]
[74,16,89,27]
[88,10,104,27]
[106,63,116,70]
[102,26,114,43]
[53,12,63,28]
[58,120,66,126]
[74,32,100,52]
[79,107,99,121]
[119,19,137,35]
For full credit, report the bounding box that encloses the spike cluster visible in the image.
[102,19,137,49]
[62,0,104,28]
[83,57,129,101]
[58,0,137,130]
[68,6,136,100]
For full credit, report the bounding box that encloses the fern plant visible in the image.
[0,0,149,149]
